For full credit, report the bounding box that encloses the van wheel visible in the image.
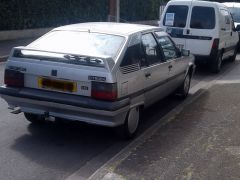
[24,113,45,124]
[115,107,140,140]
[211,51,222,73]
[229,46,237,62]
[176,73,191,99]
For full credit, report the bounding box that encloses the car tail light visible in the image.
[4,69,24,87]
[91,82,117,101]
[212,38,219,49]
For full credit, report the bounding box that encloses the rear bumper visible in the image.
[0,86,130,127]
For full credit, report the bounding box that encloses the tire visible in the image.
[24,113,45,124]
[229,46,237,62]
[211,51,222,74]
[176,73,191,99]
[115,106,140,140]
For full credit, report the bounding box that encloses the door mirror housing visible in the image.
[181,49,190,56]
[236,25,240,32]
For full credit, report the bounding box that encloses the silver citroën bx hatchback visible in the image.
[0,22,195,139]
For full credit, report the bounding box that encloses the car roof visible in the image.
[53,22,162,36]
[223,2,240,8]
[169,0,221,6]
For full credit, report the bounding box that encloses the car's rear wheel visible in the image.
[176,73,191,99]
[115,106,140,140]
[211,51,222,73]
[24,113,45,124]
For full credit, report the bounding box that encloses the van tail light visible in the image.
[212,38,219,50]
[4,69,24,87]
[91,82,117,101]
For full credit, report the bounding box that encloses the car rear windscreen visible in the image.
[28,31,125,60]
[163,5,188,28]
[190,6,215,29]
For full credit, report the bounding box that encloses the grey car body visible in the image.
[0,22,195,138]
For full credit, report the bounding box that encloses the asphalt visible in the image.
[89,60,240,180]
[0,38,36,62]
[0,39,240,180]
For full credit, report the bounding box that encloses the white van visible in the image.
[160,0,239,73]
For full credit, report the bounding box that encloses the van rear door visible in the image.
[160,1,190,50]
[186,2,217,56]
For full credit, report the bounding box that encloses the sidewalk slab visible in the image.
[94,82,240,180]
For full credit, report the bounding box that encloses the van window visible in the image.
[163,5,188,28]
[190,6,215,29]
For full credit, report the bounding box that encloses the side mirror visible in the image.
[181,49,190,56]
[236,25,240,32]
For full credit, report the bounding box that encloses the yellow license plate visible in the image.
[38,77,77,92]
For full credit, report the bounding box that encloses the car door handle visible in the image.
[168,65,173,69]
[145,73,151,78]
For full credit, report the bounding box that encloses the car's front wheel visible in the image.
[24,113,45,124]
[176,73,191,99]
[115,106,140,140]
[229,46,238,62]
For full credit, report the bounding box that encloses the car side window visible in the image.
[141,33,161,66]
[220,9,231,31]
[155,33,178,61]
[120,34,142,67]
[120,43,141,67]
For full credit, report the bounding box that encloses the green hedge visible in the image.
[121,0,165,22]
[0,0,167,30]
[0,0,109,30]
[1,0,239,30]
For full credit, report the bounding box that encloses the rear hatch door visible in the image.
[6,48,115,97]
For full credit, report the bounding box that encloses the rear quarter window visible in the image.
[190,6,216,29]
[163,5,189,28]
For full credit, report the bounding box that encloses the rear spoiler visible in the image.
[9,47,116,71]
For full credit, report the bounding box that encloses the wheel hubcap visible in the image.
[128,107,140,134]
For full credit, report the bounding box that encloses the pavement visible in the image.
[0,38,36,62]
[89,61,240,180]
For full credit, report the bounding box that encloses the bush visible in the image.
[0,0,109,30]
[0,0,167,30]
[120,0,165,22]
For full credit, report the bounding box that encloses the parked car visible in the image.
[223,2,240,49]
[0,22,195,139]
[159,0,239,73]
[223,2,240,30]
